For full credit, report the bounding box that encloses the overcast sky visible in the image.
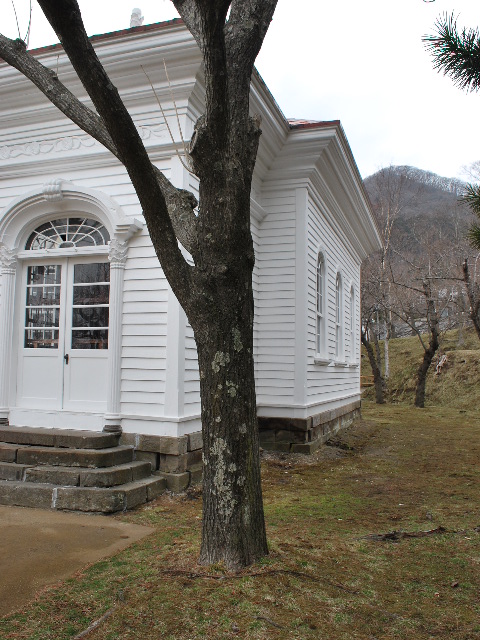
[4,0,480,180]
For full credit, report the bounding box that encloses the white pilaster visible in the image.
[294,188,308,407]
[163,154,189,420]
[164,288,186,418]
[104,239,127,429]
[0,245,17,421]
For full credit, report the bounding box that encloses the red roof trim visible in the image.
[26,18,184,56]
[288,119,341,131]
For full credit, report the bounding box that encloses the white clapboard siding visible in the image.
[255,190,297,404]
[120,228,169,416]
[184,322,200,416]
[306,194,361,405]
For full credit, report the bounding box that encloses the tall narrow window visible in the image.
[349,286,355,361]
[335,273,343,359]
[316,254,325,355]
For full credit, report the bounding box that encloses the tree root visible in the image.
[159,568,359,594]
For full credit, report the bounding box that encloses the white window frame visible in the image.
[316,253,326,358]
[349,285,355,362]
[335,272,343,361]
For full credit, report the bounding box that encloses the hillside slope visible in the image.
[362,329,480,409]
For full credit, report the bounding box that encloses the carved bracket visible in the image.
[108,239,128,266]
[42,178,65,202]
[0,244,17,271]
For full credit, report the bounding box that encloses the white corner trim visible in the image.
[250,197,267,222]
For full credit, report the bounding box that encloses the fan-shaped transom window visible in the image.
[25,218,110,250]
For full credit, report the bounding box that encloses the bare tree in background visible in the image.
[361,258,386,403]
[461,257,480,340]
[0,0,280,569]
[389,239,461,408]
[364,166,425,380]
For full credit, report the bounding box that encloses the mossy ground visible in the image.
[1,401,478,639]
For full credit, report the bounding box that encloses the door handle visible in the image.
[64,353,69,365]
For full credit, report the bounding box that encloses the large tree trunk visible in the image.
[361,330,385,404]
[194,298,267,568]
[187,120,269,568]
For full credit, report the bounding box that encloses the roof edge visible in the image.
[288,119,341,131]
[24,18,185,57]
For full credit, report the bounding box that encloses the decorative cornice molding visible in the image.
[0,134,95,160]
[0,124,167,161]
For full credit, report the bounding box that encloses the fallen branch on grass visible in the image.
[256,615,285,629]
[72,606,118,639]
[360,526,447,542]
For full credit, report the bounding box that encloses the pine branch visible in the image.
[424,13,480,92]
[461,183,480,216]
[467,224,480,251]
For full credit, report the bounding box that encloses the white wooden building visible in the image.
[0,20,381,486]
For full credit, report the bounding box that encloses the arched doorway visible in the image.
[18,218,111,412]
[0,180,142,429]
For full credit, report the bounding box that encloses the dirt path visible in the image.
[0,506,152,616]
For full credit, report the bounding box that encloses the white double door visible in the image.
[17,257,110,412]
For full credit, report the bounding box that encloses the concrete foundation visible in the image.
[258,401,361,454]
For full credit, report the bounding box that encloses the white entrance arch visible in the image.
[0,179,143,430]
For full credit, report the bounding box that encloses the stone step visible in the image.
[0,476,166,513]
[0,462,29,481]
[24,461,152,488]
[0,481,56,509]
[15,444,134,468]
[0,426,118,450]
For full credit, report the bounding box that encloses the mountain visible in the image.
[363,165,473,258]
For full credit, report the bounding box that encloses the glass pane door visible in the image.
[71,263,110,350]
[24,265,62,349]
[18,258,110,412]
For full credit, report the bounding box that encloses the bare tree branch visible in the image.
[0,35,112,149]
[170,0,203,46]
[173,0,230,137]
[0,33,198,257]
[226,0,278,71]
[34,0,194,305]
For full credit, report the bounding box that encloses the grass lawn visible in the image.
[1,402,479,639]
